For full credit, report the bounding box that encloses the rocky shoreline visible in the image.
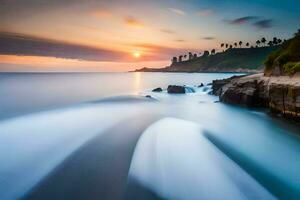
[212,74,300,121]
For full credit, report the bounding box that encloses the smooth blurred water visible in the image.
[0,72,299,200]
[0,72,239,119]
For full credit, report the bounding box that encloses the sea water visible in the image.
[0,72,299,200]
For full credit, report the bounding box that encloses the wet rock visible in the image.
[145,95,152,98]
[152,87,163,92]
[212,75,245,96]
[198,83,204,87]
[213,74,300,121]
[167,85,185,94]
[269,84,300,119]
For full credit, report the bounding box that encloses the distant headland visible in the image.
[134,37,284,73]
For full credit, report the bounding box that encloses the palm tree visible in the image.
[239,41,242,48]
[221,43,224,48]
[246,42,249,47]
[183,55,187,60]
[225,44,229,49]
[188,52,193,60]
[234,42,237,48]
[273,37,278,45]
[179,55,183,62]
[172,57,178,63]
[256,40,261,47]
[261,37,266,46]
[211,49,216,55]
[277,39,282,44]
[229,45,233,49]
[268,41,273,46]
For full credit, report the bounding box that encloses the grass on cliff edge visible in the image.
[264,29,300,75]
[283,62,300,74]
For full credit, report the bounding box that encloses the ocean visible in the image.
[0,72,299,200]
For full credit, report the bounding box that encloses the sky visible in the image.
[0,0,300,72]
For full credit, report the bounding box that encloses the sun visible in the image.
[133,52,141,58]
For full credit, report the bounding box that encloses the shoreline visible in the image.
[212,73,300,122]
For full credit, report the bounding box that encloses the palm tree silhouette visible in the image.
[211,49,216,55]
[179,55,183,62]
[268,41,273,46]
[246,42,249,47]
[277,39,282,44]
[171,57,177,63]
[261,37,266,46]
[225,44,229,49]
[273,37,278,45]
[239,41,242,48]
[256,40,261,47]
[234,42,237,48]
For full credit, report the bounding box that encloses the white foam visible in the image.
[128,118,275,200]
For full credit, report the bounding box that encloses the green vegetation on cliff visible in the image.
[135,46,280,73]
[167,46,279,72]
[264,29,300,75]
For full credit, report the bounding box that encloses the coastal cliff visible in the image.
[212,30,300,121]
[212,74,300,121]
[135,46,280,73]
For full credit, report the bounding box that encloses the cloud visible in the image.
[196,9,214,17]
[0,32,127,61]
[175,39,185,42]
[160,29,175,34]
[124,16,144,28]
[225,16,274,29]
[253,19,273,29]
[128,43,193,60]
[91,10,112,18]
[202,37,215,40]
[168,8,185,16]
[226,16,259,25]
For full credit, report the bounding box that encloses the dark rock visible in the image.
[212,75,245,96]
[198,83,204,87]
[167,85,185,94]
[206,83,212,86]
[145,95,152,98]
[152,87,163,92]
[214,74,300,121]
[268,84,300,119]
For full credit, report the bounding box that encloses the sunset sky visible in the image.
[1,0,300,72]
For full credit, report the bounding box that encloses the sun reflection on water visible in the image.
[134,72,141,94]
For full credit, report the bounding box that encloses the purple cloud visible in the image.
[253,19,273,29]
[227,16,259,25]
[0,32,127,61]
[202,37,215,40]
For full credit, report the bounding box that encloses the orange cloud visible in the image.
[175,39,185,42]
[160,29,175,34]
[91,10,112,18]
[124,16,144,28]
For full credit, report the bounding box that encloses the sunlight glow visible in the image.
[133,52,141,58]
